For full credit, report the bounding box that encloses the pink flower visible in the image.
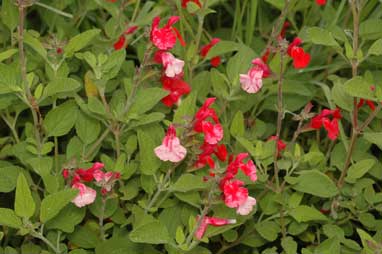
[195,216,236,240]
[150,16,184,50]
[160,52,185,78]
[154,125,187,162]
[240,58,270,94]
[71,182,97,208]
[240,160,257,182]
[223,180,248,208]
[201,122,223,144]
[240,67,263,93]
[236,196,257,215]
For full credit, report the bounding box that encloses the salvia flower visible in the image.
[200,38,222,67]
[310,108,342,140]
[157,51,185,78]
[268,135,287,156]
[71,182,97,208]
[93,170,121,195]
[195,216,236,240]
[113,35,126,50]
[154,125,187,162]
[315,0,326,5]
[287,38,311,69]
[240,58,270,94]
[182,0,202,8]
[150,16,185,50]
[160,76,191,107]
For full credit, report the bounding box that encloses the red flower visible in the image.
[210,56,221,67]
[315,0,326,5]
[160,76,191,107]
[287,37,310,69]
[194,98,219,132]
[62,169,69,179]
[124,25,138,35]
[310,108,341,140]
[182,0,202,8]
[150,16,185,50]
[268,136,287,154]
[215,144,228,161]
[290,47,311,69]
[200,38,222,67]
[201,121,223,144]
[113,35,126,50]
[357,99,376,111]
[223,179,248,208]
[278,21,290,39]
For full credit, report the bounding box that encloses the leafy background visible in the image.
[1,0,382,253]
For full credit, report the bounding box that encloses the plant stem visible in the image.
[273,45,286,190]
[99,196,107,241]
[17,0,43,155]
[1,114,20,143]
[184,186,215,249]
[34,1,73,18]
[83,128,111,161]
[31,230,61,254]
[337,0,361,188]
[144,165,176,213]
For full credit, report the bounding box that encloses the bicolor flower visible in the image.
[201,121,223,144]
[159,52,185,78]
[150,16,185,50]
[240,58,270,94]
[195,216,236,240]
[154,125,187,162]
[71,182,97,208]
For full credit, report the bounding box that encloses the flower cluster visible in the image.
[287,37,311,69]
[240,58,270,94]
[310,108,342,140]
[62,162,120,207]
[150,16,191,107]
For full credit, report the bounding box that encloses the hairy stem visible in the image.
[34,1,73,18]
[273,46,286,190]
[99,196,107,241]
[31,230,61,254]
[337,0,361,188]
[83,128,111,161]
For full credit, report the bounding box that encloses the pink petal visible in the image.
[236,196,256,215]
[72,183,97,208]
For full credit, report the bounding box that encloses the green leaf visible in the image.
[344,76,377,101]
[40,189,79,223]
[88,97,106,115]
[173,92,197,125]
[368,39,382,56]
[130,220,170,244]
[171,174,208,192]
[68,225,99,248]
[363,132,382,150]
[46,204,86,233]
[359,19,382,40]
[95,237,142,254]
[0,166,21,192]
[175,226,185,244]
[44,100,78,137]
[0,49,18,62]
[254,221,280,242]
[127,88,169,118]
[205,41,239,60]
[24,31,48,60]
[0,63,22,94]
[293,170,338,198]
[306,27,340,48]
[315,237,341,254]
[75,112,101,144]
[128,112,165,130]
[230,111,245,137]
[289,205,328,222]
[64,29,101,58]
[0,208,22,228]
[15,174,35,218]
[281,236,298,254]
[89,196,118,218]
[1,0,19,31]
[44,78,81,97]
[137,129,161,175]
[346,159,375,182]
